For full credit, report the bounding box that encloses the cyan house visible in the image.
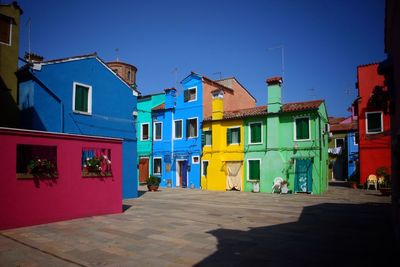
[137,93,165,184]
[18,53,140,198]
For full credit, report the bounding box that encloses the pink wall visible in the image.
[0,128,123,230]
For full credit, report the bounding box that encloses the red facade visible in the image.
[0,128,123,230]
[356,64,391,184]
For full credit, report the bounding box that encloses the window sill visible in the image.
[82,171,112,177]
[17,173,59,179]
[294,139,312,142]
[73,110,92,116]
[248,142,263,145]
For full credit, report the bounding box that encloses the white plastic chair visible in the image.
[367,174,378,190]
[272,177,283,193]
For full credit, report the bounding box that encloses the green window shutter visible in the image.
[238,128,241,144]
[296,118,309,140]
[227,128,232,145]
[251,123,261,143]
[249,160,260,180]
[75,85,89,112]
[201,131,205,146]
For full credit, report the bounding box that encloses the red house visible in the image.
[356,63,391,185]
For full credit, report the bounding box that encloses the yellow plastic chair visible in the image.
[366,174,378,190]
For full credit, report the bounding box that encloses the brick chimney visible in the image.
[211,89,224,120]
[267,77,283,113]
[164,88,176,109]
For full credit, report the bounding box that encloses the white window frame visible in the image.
[248,121,263,145]
[204,130,212,146]
[365,111,383,134]
[187,117,198,138]
[153,121,162,141]
[353,133,359,146]
[173,119,183,140]
[201,160,209,176]
[72,82,92,115]
[140,123,150,141]
[247,158,261,181]
[228,126,241,145]
[192,156,200,164]
[0,16,12,46]
[153,157,162,175]
[335,138,345,148]
[187,86,197,102]
[294,116,311,141]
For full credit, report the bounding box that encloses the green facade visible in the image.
[243,103,329,194]
[137,93,165,181]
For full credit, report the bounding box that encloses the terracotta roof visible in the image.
[204,100,324,121]
[152,103,165,111]
[357,62,380,68]
[328,117,346,125]
[189,72,234,94]
[330,121,358,132]
[266,77,283,84]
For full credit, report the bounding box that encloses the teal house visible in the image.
[137,93,165,184]
[240,77,329,194]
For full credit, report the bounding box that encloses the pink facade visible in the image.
[0,128,122,230]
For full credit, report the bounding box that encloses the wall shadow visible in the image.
[195,202,394,267]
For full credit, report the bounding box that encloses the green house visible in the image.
[239,77,329,194]
[137,93,165,184]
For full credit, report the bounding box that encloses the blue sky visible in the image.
[17,0,385,117]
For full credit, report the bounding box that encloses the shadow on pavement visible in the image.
[195,202,394,267]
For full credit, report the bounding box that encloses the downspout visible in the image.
[171,107,174,186]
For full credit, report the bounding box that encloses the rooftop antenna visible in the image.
[115,48,119,62]
[171,67,178,88]
[266,44,285,85]
[213,72,222,80]
[309,87,316,99]
[25,17,31,61]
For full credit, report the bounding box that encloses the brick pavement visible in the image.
[0,184,394,266]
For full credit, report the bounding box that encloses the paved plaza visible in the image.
[0,184,395,266]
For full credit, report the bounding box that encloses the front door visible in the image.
[178,160,188,188]
[226,161,242,191]
[295,159,312,193]
[138,158,149,184]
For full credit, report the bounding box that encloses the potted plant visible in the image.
[146,176,161,191]
[376,167,391,196]
[27,158,58,178]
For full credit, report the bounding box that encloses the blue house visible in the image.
[347,131,359,180]
[150,72,256,189]
[18,53,140,198]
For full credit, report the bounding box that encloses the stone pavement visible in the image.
[0,184,395,266]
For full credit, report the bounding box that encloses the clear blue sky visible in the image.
[16,0,385,117]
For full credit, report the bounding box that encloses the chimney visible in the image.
[211,89,224,120]
[164,88,176,109]
[267,77,283,113]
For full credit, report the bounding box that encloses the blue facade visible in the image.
[347,131,359,179]
[151,74,203,188]
[19,55,139,198]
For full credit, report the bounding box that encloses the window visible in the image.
[82,148,112,177]
[141,123,149,141]
[247,159,261,181]
[154,122,162,140]
[16,144,58,179]
[184,87,197,102]
[192,156,199,164]
[202,160,209,176]
[153,158,162,175]
[127,70,131,80]
[202,130,212,146]
[295,117,310,140]
[186,118,198,138]
[73,82,92,114]
[366,111,383,134]
[0,15,11,45]
[227,127,240,145]
[335,138,345,148]
[174,120,182,139]
[249,122,262,144]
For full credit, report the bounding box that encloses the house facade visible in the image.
[18,54,139,198]
[0,2,23,127]
[356,63,391,185]
[202,77,329,194]
[137,93,165,184]
[150,72,256,189]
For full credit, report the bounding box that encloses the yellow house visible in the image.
[201,89,244,191]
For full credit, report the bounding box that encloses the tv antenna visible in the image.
[213,72,222,80]
[115,48,119,62]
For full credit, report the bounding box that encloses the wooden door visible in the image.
[295,159,312,193]
[139,158,149,184]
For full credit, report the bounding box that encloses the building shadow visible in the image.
[194,202,394,267]
[122,204,132,212]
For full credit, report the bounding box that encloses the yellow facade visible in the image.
[201,118,244,191]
